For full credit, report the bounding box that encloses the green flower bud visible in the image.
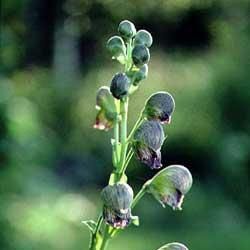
[128,64,148,86]
[106,36,126,64]
[94,86,117,131]
[134,29,153,48]
[110,73,130,99]
[133,120,165,169]
[132,45,150,67]
[118,20,136,39]
[143,92,175,124]
[157,242,188,250]
[101,183,134,228]
[147,165,192,210]
[96,86,116,111]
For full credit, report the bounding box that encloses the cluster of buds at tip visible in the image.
[107,20,152,95]
[143,92,175,124]
[101,183,134,228]
[157,242,189,250]
[133,120,165,169]
[146,165,193,210]
[94,86,117,131]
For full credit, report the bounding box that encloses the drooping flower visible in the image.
[157,242,189,250]
[133,120,165,169]
[101,183,134,228]
[93,86,117,131]
[146,165,192,210]
[143,92,175,124]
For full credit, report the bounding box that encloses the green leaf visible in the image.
[81,220,97,233]
[131,216,139,226]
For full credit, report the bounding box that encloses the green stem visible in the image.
[113,116,120,167]
[127,112,144,143]
[121,147,134,174]
[131,185,147,209]
[118,97,128,171]
[89,214,103,250]
[100,225,111,250]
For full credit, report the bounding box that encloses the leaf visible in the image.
[131,216,139,226]
[81,220,97,234]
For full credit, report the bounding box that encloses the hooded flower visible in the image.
[133,120,165,169]
[146,165,192,210]
[143,92,175,124]
[101,183,134,228]
[157,242,188,250]
[93,86,117,131]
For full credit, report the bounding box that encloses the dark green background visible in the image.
[1,0,250,249]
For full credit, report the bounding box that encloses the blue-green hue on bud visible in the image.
[118,20,136,39]
[157,242,189,250]
[107,36,126,64]
[132,45,150,67]
[134,29,153,48]
[143,92,175,124]
[128,64,148,86]
[101,183,134,228]
[133,120,165,169]
[147,165,192,210]
[94,86,117,131]
[110,73,130,99]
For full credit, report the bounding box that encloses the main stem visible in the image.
[92,40,132,250]
[119,97,128,170]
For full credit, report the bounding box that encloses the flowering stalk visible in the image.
[86,20,193,250]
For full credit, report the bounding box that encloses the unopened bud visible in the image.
[134,29,153,48]
[118,20,136,39]
[110,73,130,99]
[128,64,148,86]
[107,36,126,64]
[132,45,150,67]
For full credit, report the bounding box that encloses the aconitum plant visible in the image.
[83,20,193,250]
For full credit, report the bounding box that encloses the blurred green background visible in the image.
[1,0,250,249]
